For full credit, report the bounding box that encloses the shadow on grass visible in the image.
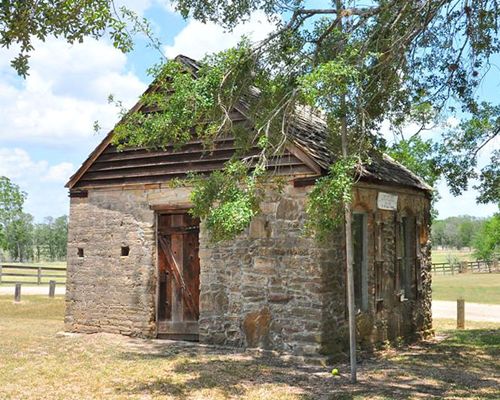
[112,330,500,399]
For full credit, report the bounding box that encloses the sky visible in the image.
[0,1,497,222]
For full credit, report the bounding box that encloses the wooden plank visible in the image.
[183,230,200,321]
[90,148,258,172]
[88,152,251,173]
[151,204,192,213]
[81,158,308,181]
[170,226,183,323]
[75,164,314,188]
[158,236,198,320]
[102,135,236,152]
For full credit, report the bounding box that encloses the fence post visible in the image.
[37,266,42,285]
[457,299,465,329]
[14,283,21,303]
[49,280,56,298]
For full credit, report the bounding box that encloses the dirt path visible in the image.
[432,300,500,322]
[0,285,66,296]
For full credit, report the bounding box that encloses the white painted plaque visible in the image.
[377,192,398,210]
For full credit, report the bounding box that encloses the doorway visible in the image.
[156,212,200,340]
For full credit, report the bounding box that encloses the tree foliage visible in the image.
[432,215,487,249]
[0,176,26,250]
[0,176,67,261]
[1,0,133,76]
[111,0,500,239]
[472,213,500,260]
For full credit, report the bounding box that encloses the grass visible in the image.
[432,273,500,304]
[0,261,66,285]
[0,296,499,399]
[431,248,475,264]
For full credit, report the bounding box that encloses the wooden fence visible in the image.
[432,259,499,275]
[0,264,66,285]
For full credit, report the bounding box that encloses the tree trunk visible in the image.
[337,0,357,384]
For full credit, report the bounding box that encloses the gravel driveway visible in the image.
[432,300,500,322]
[0,285,66,296]
[1,286,498,322]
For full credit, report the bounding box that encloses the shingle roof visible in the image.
[176,55,431,192]
[67,55,432,192]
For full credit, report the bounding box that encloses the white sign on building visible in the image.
[377,192,398,210]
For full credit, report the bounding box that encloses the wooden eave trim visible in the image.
[66,133,114,189]
[150,203,193,212]
[285,142,322,175]
[65,82,159,190]
[354,180,430,198]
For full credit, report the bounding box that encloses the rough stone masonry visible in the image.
[65,180,432,358]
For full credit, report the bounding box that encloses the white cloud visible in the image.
[0,148,48,183]
[42,162,75,183]
[164,11,276,59]
[0,38,147,148]
[0,148,74,219]
[435,178,498,219]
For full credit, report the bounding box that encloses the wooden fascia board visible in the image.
[65,85,157,189]
[67,78,322,189]
[232,101,323,176]
[65,133,113,189]
[285,141,322,175]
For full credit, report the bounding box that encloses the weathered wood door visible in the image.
[157,213,200,340]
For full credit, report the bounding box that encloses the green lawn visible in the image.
[431,248,475,264]
[0,261,66,285]
[432,273,500,304]
[0,295,499,399]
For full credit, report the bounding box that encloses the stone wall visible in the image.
[65,186,192,336]
[198,183,345,356]
[66,180,432,357]
[199,181,433,357]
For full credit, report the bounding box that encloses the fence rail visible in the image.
[432,259,499,275]
[0,264,66,285]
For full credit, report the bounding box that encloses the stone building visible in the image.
[65,56,433,358]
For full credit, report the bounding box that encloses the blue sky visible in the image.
[0,1,497,221]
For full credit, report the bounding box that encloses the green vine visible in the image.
[304,159,356,241]
[188,161,266,242]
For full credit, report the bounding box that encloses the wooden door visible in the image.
[157,213,200,340]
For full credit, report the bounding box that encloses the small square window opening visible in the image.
[121,246,130,257]
[77,248,84,258]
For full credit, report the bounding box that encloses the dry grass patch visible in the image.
[0,296,499,399]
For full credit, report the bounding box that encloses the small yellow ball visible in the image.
[331,368,339,376]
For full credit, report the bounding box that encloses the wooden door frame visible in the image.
[154,207,200,340]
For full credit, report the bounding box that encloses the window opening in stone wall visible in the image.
[399,216,416,300]
[352,212,369,311]
[77,248,84,258]
[121,246,130,257]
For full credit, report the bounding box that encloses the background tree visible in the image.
[112,0,500,240]
[473,213,500,260]
[31,216,68,262]
[0,176,67,262]
[4,212,34,262]
[0,176,26,253]
[431,215,487,249]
